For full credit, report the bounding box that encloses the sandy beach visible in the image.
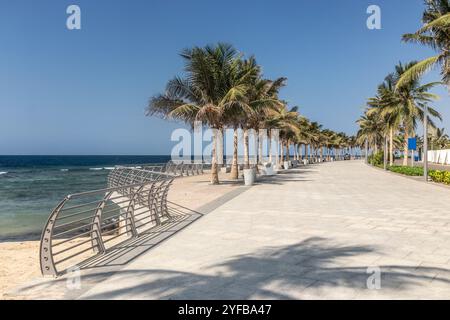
[0,170,244,299]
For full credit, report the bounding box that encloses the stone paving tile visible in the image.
[40,161,450,299]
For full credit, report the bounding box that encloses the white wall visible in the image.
[428,150,450,165]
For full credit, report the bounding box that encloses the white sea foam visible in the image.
[0,171,8,175]
[89,168,103,171]
[60,169,69,172]
[103,167,115,170]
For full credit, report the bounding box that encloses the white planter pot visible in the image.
[283,161,289,170]
[303,159,308,165]
[243,169,255,186]
[262,162,275,176]
[220,166,231,173]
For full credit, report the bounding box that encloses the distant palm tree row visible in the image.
[357,0,450,166]
[146,43,356,184]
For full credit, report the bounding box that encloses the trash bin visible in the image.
[243,168,255,186]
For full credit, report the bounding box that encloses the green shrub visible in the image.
[388,166,423,176]
[368,151,384,167]
[430,170,450,185]
[430,170,444,183]
[386,167,450,185]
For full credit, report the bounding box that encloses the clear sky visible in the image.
[1,0,449,155]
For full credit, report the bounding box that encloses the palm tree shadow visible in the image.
[78,237,450,299]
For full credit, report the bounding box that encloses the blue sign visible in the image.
[408,138,417,151]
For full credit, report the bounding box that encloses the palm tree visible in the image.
[368,63,441,166]
[268,104,301,164]
[294,116,312,161]
[348,135,357,159]
[320,129,336,161]
[398,0,450,88]
[391,62,441,165]
[305,122,322,162]
[242,76,286,170]
[222,57,260,179]
[431,127,450,148]
[356,110,384,155]
[359,61,441,167]
[147,43,249,184]
[367,73,400,165]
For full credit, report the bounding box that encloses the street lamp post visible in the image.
[424,105,429,182]
[365,138,368,164]
[384,135,388,170]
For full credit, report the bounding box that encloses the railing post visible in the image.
[125,186,143,237]
[40,198,68,277]
[180,164,185,176]
[160,178,173,219]
[91,192,109,254]
[148,180,162,225]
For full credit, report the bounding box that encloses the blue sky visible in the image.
[1,0,449,155]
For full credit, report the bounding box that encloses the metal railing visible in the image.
[39,169,174,277]
[162,161,204,176]
[113,161,204,178]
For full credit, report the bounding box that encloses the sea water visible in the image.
[0,155,170,239]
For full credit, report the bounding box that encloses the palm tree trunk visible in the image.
[268,131,273,163]
[258,130,263,165]
[410,130,416,167]
[244,128,250,169]
[230,127,239,179]
[403,130,409,166]
[211,129,219,185]
[389,127,394,166]
[218,128,224,167]
[286,140,290,161]
[280,140,284,163]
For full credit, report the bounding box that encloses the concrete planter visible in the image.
[283,161,289,170]
[243,168,255,186]
[220,166,231,173]
[262,162,275,176]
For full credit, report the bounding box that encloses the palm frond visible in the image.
[396,56,440,89]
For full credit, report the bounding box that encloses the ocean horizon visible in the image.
[0,155,171,239]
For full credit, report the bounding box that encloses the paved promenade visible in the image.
[44,161,450,299]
